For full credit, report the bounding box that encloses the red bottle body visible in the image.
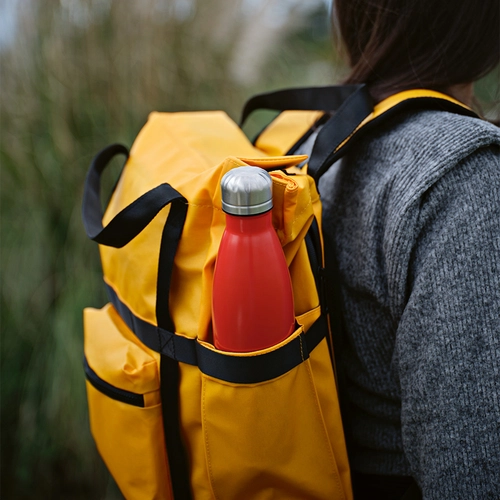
[212,210,295,352]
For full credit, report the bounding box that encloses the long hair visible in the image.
[333,0,500,102]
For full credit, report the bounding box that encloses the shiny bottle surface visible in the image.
[212,167,295,352]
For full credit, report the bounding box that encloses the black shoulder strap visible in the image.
[309,95,479,180]
[240,86,479,182]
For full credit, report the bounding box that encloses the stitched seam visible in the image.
[156,327,162,353]
[202,377,219,500]
[291,195,313,238]
[299,334,305,362]
[187,202,222,212]
[305,360,345,499]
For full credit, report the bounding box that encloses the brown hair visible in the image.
[333,0,500,102]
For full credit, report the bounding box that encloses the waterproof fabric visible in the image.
[83,89,472,500]
[84,110,352,499]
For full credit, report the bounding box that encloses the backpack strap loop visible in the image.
[81,142,188,332]
[82,143,187,248]
[307,87,374,179]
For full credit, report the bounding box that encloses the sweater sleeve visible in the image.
[394,145,500,498]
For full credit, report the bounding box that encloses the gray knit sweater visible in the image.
[317,110,500,499]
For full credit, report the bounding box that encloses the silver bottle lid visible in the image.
[221,167,273,216]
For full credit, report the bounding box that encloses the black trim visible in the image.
[105,283,328,385]
[155,190,188,333]
[81,142,188,339]
[239,85,374,181]
[196,317,327,384]
[242,87,478,182]
[304,218,326,312]
[82,143,192,500]
[84,357,145,408]
[106,282,198,365]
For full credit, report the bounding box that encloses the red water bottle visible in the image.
[212,166,295,352]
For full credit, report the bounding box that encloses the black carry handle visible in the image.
[81,142,188,332]
[240,84,369,125]
[241,86,480,182]
[240,85,374,181]
[82,143,187,249]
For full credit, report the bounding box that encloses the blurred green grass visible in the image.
[0,1,497,498]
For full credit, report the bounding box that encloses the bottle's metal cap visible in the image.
[221,167,273,216]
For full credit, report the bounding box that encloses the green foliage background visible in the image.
[0,1,497,498]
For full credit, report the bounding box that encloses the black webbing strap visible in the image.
[82,143,187,249]
[105,281,328,384]
[307,88,373,180]
[241,86,479,183]
[106,282,198,364]
[240,84,370,126]
[82,144,192,500]
[309,95,479,181]
[160,354,192,499]
[81,143,188,347]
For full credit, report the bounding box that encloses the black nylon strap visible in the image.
[82,142,188,333]
[82,143,129,245]
[196,316,327,384]
[239,85,374,181]
[105,282,328,384]
[82,143,187,249]
[160,354,193,500]
[105,282,198,363]
[307,87,373,180]
[314,96,479,173]
[82,143,192,499]
[156,197,187,333]
[240,84,369,125]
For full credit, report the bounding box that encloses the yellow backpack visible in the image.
[82,86,473,500]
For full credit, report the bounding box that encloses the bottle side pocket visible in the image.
[201,322,346,500]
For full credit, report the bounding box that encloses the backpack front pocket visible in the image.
[83,304,173,500]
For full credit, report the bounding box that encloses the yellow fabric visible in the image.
[255,88,471,157]
[84,107,355,499]
[255,110,324,156]
[86,109,352,499]
[84,306,172,500]
[87,92,474,499]
[334,89,472,152]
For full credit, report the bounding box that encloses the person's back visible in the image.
[320,1,500,498]
[320,109,500,498]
